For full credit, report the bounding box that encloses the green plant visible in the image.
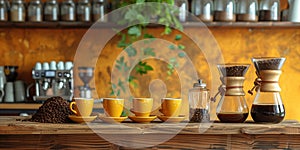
[110,0,186,97]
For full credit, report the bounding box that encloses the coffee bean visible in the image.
[189,108,210,123]
[256,58,282,70]
[220,66,248,76]
[29,96,74,123]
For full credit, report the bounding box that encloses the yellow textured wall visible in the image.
[0,26,299,120]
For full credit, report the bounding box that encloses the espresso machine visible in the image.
[31,61,74,102]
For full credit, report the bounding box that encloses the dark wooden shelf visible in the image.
[0,21,299,29]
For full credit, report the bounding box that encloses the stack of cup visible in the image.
[129,98,157,123]
[68,98,97,123]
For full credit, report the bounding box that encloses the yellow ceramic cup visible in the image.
[70,98,94,117]
[102,98,124,117]
[131,98,153,117]
[160,98,182,117]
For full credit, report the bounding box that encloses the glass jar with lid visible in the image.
[191,0,213,22]
[10,0,26,22]
[28,0,43,22]
[0,0,8,21]
[189,79,210,123]
[77,0,91,22]
[175,0,189,22]
[44,0,59,21]
[258,0,280,21]
[61,0,76,21]
[92,0,107,22]
[214,0,236,21]
[236,0,258,21]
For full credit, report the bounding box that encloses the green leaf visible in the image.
[167,70,172,76]
[125,46,137,57]
[178,52,186,57]
[170,57,177,63]
[118,79,126,92]
[135,61,153,75]
[144,34,154,38]
[117,41,128,48]
[136,0,145,3]
[175,34,182,40]
[168,45,176,50]
[178,44,185,50]
[144,47,155,56]
[128,26,141,37]
[144,65,153,71]
[164,27,172,35]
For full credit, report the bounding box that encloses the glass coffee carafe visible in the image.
[248,57,286,123]
[212,64,250,123]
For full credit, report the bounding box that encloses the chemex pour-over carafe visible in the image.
[212,64,250,123]
[248,57,286,123]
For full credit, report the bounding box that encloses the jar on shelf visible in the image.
[189,79,211,123]
[28,0,43,22]
[77,0,91,22]
[191,0,213,22]
[61,0,76,21]
[236,0,258,22]
[214,0,236,21]
[10,0,26,22]
[258,0,280,21]
[0,0,8,21]
[44,0,59,21]
[175,0,189,22]
[92,0,107,22]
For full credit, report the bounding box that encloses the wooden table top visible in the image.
[1,116,300,135]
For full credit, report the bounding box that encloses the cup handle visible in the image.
[130,108,135,113]
[69,101,78,115]
[159,108,164,114]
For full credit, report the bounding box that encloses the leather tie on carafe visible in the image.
[248,71,261,95]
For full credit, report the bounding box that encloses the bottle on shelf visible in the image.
[0,0,8,21]
[258,0,280,21]
[175,0,189,22]
[236,0,258,22]
[77,0,91,22]
[44,0,59,21]
[214,0,236,22]
[191,0,214,22]
[28,0,43,22]
[61,0,76,21]
[10,0,26,22]
[92,0,107,22]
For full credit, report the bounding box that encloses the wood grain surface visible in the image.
[1,117,300,149]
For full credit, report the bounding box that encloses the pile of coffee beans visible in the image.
[189,108,210,123]
[30,96,74,123]
[256,58,281,70]
[220,66,248,76]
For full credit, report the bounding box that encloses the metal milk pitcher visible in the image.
[288,0,300,22]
